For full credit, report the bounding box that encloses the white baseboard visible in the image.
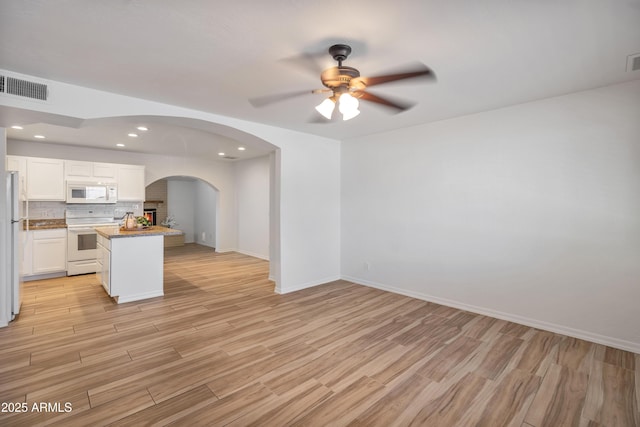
[342,275,640,354]
[276,275,341,294]
[235,249,269,261]
[215,248,235,253]
[23,271,67,282]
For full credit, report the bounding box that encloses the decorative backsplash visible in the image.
[27,201,66,219]
[114,201,143,219]
[28,201,142,220]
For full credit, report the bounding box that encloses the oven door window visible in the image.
[77,233,97,251]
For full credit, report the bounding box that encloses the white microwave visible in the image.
[66,182,117,204]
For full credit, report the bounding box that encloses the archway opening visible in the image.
[145,176,220,249]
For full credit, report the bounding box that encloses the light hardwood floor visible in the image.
[0,244,638,426]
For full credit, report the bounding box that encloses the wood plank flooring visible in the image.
[0,243,638,426]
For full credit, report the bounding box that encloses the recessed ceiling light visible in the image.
[34,135,45,139]
[116,143,125,147]
[218,152,225,156]
[128,133,138,137]
[237,146,246,151]
[136,126,148,131]
[11,125,23,130]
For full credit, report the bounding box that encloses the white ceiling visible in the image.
[1,0,639,160]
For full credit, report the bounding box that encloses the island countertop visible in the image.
[95,225,183,239]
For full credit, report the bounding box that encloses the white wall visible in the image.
[341,80,640,353]
[195,180,217,248]
[276,136,341,292]
[235,155,270,259]
[166,177,218,247]
[167,178,196,243]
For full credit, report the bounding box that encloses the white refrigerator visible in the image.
[6,171,24,320]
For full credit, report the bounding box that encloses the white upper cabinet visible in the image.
[116,164,145,201]
[93,162,117,179]
[6,155,26,173]
[7,155,144,202]
[65,160,117,181]
[26,157,65,201]
[6,155,28,201]
[65,160,92,179]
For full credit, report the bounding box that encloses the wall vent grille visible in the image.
[0,75,4,93]
[627,53,640,72]
[2,76,48,100]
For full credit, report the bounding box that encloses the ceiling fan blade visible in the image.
[279,51,329,77]
[353,63,435,88]
[248,89,326,108]
[354,90,415,112]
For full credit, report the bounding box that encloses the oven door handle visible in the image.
[68,227,98,233]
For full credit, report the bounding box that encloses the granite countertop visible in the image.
[95,225,183,239]
[24,218,67,230]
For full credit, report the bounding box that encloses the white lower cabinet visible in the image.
[96,234,111,295]
[22,230,33,276]
[30,229,67,275]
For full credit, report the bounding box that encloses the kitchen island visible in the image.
[95,226,183,303]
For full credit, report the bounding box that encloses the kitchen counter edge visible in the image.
[24,219,67,230]
[95,226,183,239]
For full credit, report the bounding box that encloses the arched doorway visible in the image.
[145,176,220,249]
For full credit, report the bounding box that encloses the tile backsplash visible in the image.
[28,201,66,219]
[28,201,143,220]
[114,202,143,219]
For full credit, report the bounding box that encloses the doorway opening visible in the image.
[145,176,219,249]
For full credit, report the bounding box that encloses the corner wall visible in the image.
[235,155,270,260]
[341,80,640,352]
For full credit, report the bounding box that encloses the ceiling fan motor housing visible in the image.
[321,66,361,91]
[329,44,352,62]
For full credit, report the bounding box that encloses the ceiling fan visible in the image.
[249,44,436,121]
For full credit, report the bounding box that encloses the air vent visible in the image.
[222,156,238,160]
[627,53,640,72]
[0,74,48,100]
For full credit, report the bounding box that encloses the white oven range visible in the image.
[66,207,118,276]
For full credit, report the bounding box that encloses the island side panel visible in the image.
[110,234,164,303]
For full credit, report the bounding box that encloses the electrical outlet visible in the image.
[201,231,206,241]
[364,262,370,271]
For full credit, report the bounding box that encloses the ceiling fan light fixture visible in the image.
[338,93,360,121]
[342,108,361,121]
[315,98,336,119]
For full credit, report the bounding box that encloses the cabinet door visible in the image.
[93,163,117,180]
[101,246,111,295]
[23,231,33,276]
[6,155,24,172]
[96,242,105,289]
[6,156,28,201]
[32,238,67,274]
[65,160,93,179]
[27,158,65,200]
[117,164,145,201]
